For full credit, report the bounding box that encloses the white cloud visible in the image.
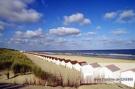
[0,33,2,36]
[9,28,46,47]
[112,28,127,35]
[0,0,42,23]
[96,25,101,30]
[49,27,80,36]
[15,28,43,39]
[64,13,91,25]
[104,10,135,23]
[104,12,117,19]
[8,27,80,50]
[0,25,4,31]
[86,32,96,35]
[118,10,135,23]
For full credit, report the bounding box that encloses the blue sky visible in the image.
[0,0,135,50]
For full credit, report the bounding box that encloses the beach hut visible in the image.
[52,57,57,63]
[37,55,44,59]
[90,63,101,78]
[121,68,135,87]
[55,58,60,65]
[41,55,46,61]
[65,60,73,69]
[46,57,49,61]
[50,57,54,63]
[80,62,101,84]
[47,56,51,62]
[60,59,66,66]
[99,64,120,83]
[73,61,86,71]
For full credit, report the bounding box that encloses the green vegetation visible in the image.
[0,48,62,86]
[0,48,33,75]
[0,49,133,89]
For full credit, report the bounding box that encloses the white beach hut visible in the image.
[50,57,54,63]
[99,64,120,83]
[36,55,43,59]
[121,68,135,87]
[90,63,101,78]
[60,59,66,66]
[41,54,47,60]
[81,62,101,84]
[45,56,49,61]
[73,61,86,71]
[38,55,44,59]
[52,57,57,63]
[46,56,51,62]
[65,60,73,69]
[55,58,60,65]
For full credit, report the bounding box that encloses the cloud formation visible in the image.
[0,0,42,23]
[15,28,43,39]
[0,25,4,31]
[9,28,44,45]
[118,10,135,23]
[49,27,80,36]
[86,32,96,35]
[104,10,135,23]
[112,28,127,35]
[64,13,91,25]
[104,12,117,19]
[96,26,101,30]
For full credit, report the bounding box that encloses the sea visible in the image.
[34,49,135,60]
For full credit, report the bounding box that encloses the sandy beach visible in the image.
[0,53,134,89]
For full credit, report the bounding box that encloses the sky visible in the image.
[0,0,135,50]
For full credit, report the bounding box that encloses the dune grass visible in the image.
[1,49,134,89]
[0,48,33,74]
[26,53,81,87]
[0,48,65,86]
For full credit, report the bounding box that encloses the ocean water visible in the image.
[37,49,135,60]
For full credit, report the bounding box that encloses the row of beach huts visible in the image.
[28,52,135,88]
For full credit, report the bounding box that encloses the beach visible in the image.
[46,54,135,71]
[25,53,134,89]
[0,53,134,89]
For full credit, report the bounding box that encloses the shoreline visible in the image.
[46,54,135,63]
[45,53,135,71]
[46,53,135,60]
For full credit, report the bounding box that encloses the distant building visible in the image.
[121,68,135,87]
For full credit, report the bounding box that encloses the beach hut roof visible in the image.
[130,68,135,72]
[80,62,88,66]
[123,68,135,72]
[106,64,120,72]
[55,58,58,60]
[59,58,65,61]
[90,62,101,68]
[39,54,44,56]
[71,60,78,64]
[78,61,87,65]
[64,60,71,63]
